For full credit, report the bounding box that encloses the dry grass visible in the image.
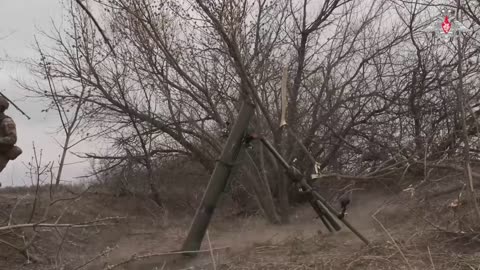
[2,172,480,270]
[216,231,480,270]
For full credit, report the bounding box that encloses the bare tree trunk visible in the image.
[121,92,162,207]
[244,151,280,224]
[55,136,69,187]
[455,0,480,222]
[259,143,280,222]
[274,131,290,223]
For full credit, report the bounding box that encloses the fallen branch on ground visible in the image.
[316,159,408,182]
[410,161,480,199]
[72,246,117,270]
[316,160,480,183]
[372,208,413,270]
[104,246,230,270]
[0,217,125,232]
[414,161,480,178]
[0,237,46,263]
[423,183,480,199]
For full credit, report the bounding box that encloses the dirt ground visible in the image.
[1,185,480,270]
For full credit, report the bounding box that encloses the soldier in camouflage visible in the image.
[0,96,22,174]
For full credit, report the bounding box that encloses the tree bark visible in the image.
[455,0,480,222]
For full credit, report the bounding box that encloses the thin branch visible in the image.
[104,246,230,270]
[0,217,125,232]
[74,0,116,56]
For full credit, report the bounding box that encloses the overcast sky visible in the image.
[0,0,95,186]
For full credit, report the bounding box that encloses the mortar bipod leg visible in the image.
[299,181,341,232]
[318,214,334,233]
[312,198,341,231]
[257,136,370,245]
[309,198,334,233]
[299,186,334,232]
[306,181,370,245]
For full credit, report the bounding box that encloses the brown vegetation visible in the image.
[2,0,480,269]
[1,165,480,269]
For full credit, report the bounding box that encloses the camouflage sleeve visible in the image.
[0,118,17,145]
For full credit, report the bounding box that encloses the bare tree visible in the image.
[28,0,480,224]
